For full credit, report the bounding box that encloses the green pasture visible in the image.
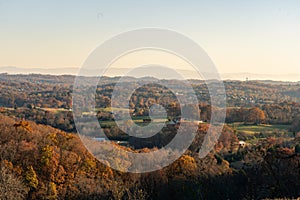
[229,123,293,144]
[233,123,290,134]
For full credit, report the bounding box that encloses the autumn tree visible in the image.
[24,165,39,199]
[245,107,266,125]
[13,120,32,133]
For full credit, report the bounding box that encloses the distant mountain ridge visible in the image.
[1,66,299,82]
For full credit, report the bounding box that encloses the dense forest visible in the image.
[0,73,300,199]
[1,114,300,199]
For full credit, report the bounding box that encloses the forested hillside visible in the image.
[0,113,299,199]
[0,74,300,199]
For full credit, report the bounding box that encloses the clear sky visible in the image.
[0,0,299,75]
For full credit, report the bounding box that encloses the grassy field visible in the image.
[96,107,133,112]
[233,123,291,134]
[41,108,70,113]
[229,123,293,143]
[99,116,169,128]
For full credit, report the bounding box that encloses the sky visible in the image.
[0,0,300,75]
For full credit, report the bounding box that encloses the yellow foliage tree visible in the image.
[24,166,38,190]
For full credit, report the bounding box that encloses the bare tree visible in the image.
[0,165,28,200]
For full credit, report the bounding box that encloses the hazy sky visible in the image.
[0,0,299,74]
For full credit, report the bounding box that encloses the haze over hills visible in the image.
[1,66,300,82]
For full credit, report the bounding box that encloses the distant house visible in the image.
[239,141,247,148]
[115,140,129,147]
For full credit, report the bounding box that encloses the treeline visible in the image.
[0,74,300,109]
[2,108,76,133]
[226,103,300,132]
